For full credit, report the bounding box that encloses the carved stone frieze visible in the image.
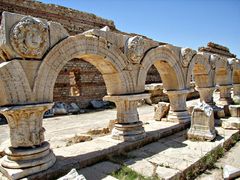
[125,36,145,64]
[10,16,49,59]
[181,48,196,67]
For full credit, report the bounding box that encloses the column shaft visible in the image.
[165,89,193,123]
[103,93,150,141]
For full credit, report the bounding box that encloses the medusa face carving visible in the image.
[10,17,49,59]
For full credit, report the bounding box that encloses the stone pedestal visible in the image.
[103,93,150,141]
[222,105,240,130]
[0,103,56,180]
[216,84,233,106]
[233,84,240,104]
[196,86,226,119]
[164,89,193,123]
[188,103,216,141]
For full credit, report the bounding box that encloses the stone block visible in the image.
[154,102,170,121]
[57,169,86,180]
[188,103,216,141]
[223,165,240,180]
[53,102,68,115]
[229,105,240,117]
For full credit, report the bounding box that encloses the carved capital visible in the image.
[0,103,53,148]
[10,17,49,59]
[125,36,145,64]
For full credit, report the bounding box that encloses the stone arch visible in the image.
[230,58,240,84]
[33,34,132,102]
[187,53,214,88]
[215,56,232,85]
[0,61,32,106]
[139,45,185,91]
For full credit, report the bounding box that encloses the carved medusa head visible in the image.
[10,16,49,59]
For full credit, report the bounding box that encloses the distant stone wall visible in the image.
[53,59,107,108]
[0,0,161,108]
[0,0,115,35]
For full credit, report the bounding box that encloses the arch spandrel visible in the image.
[0,60,33,106]
[33,34,133,102]
[138,45,186,91]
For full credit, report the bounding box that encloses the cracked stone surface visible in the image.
[197,141,240,180]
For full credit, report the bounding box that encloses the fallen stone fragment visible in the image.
[223,165,240,180]
[58,168,86,180]
[154,102,170,121]
[67,103,81,114]
[90,100,108,109]
[44,108,54,118]
[53,102,68,115]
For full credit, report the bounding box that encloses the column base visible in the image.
[111,121,146,142]
[187,128,217,141]
[167,110,191,123]
[221,117,240,130]
[0,142,56,180]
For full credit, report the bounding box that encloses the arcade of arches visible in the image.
[0,12,239,179]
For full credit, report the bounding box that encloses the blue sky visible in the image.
[39,0,240,57]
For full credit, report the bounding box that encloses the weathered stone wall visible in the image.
[0,0,161,108]
[53,59,107,108]
[0,0,116,35]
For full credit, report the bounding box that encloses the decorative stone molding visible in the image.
[103,93,150,141]
[188,102,216,141]
[125,36,145,64]
[181,48,196,67]
[10,16,49,59]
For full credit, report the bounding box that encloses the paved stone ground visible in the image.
[0,97,200,150]
[0,105,155,149]
[63,127,239,180]
[197,141,240,180]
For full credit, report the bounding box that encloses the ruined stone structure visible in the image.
[0,0,162,108]
[0,6,239,180]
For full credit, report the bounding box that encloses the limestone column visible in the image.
[103,93,150,141]
[195,87,216,106]
[0,103,56,180]
[164,89,193,123]
[216,84,233,106]
[233,84,240,104]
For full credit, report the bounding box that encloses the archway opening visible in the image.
[53,58,108,109]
